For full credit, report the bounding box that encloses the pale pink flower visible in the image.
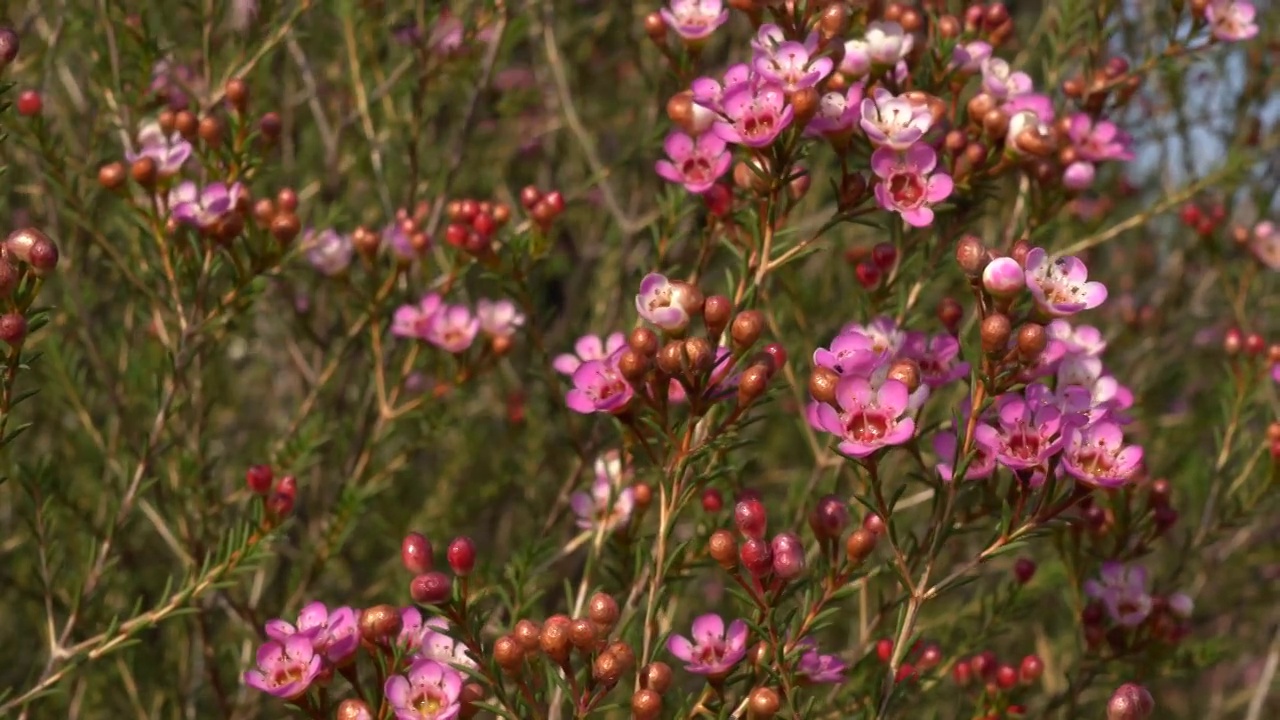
[660,0,729,42]
[553,333,626,376]
[1085,562,1152,627]
[863,21,914,65]
[1061,421,1143,487]
[1024,247,1108,317]
[1205,1,1258,42]
[475,298,525,338]
[859,88,933,150]
[980,58,1033,100]
[871,144,954,227]
[655,131,732,194]
[424,305,480,353]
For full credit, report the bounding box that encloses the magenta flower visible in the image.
[382,222,422,262]
[980,58,1033,100]
[1061,421,1143,487]
[553,332,626,376]
[263,601,359,666]
[1084,562,1152,627]
[476,298,525,338]
[1206,1,1258,42]
[982,256,1026,298]
[1024,247,1108,317]
[859,88,932,150]
[1067,113,1134,163]
[1062,161,1096,191]
[171,181,244,230]
[417,620,477,670]
[424,304,480,353]
[932,429,996,481]
[149,60,203,110]
[1003,92,1055,121]
[807,84,866,138]
[871,144,954,228]
[843,316,906,356]
[813,329,889,376]
[712,83,794,148]
[1248,220,1279,270]
[951,41,992,73]
[635,273,696,333]
[863,21,913,66]
[392,294,444,340]
[384,658,463,720]
[813,376,916,457]
[566,358,634,414]
[655,131,732,194]
[753,40,832,93]
[974,387,1074,471]
[243,635,323,700]
[901,332,969,388]
[690,64,752,113]
[570,471,636,533]
[660,0,729,42]
[667,614,749,676]
[302,229,354,277]
[397,607,428,652]
[125,120,192,177]
[428,14,466,58]
[1047,320,1106,357]
[795,638,846,684]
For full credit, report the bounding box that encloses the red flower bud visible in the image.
[410,571,453,605]
[447,536,477,576]
[401,532,433,574]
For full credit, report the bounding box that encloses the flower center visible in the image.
[1005,428,1042,461]
[889,171,926,207]
[414,691,444,718]
[681,156,712,183]
[845,411,891,443]
[694,640,726,665]
[741,109,777,138]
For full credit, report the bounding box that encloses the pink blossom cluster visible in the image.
[392,293,524,354]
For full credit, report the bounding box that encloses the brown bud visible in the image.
[683,336,716,372]
[1016,323,1047,361]
[641,661,673,693]
[734,158,772,194]
[569,619,597,651]
[657,340,686,375]
[944,129,968,155]
[606,641,636,672]
[514,619,542,652]
[967,93,996,126]
[618,349,650,382]
[819,3,848,39]
[956,235,988,276]
[981,313,1012,354]
[540,617,572,663]
[629,327,659,356]
[738,364,771,406]
[0,261,18,299]
[1010,240,1031,266]
[809,366,840,405]
[493,635,525,672]
[643,13,667,45]
[631,689,663,720]
[98,162,127,190]
[252,198,276,228]
[460,683,486,719]
[791,87,821,127]
[884,2,905,22]
[270,213,301,246]
[259,112,282,141]
[172,110,198,140]
[0,27,19,70]
[983,108,1010,140]
[198,116,223,147]
[130,157,157,187]
[731,310,765,349]
[748,687,781,719]
[337,699,373,720]
[0,314,28,347]
[667,91,695,132]
[588,592,620,632]
[938,14,961,38]
[900,8,924,32]
[750,640,770,666]
[224,78,249,112]
[709,528,738,569]
[670,281,706,318]
[703,295,733,338]
[593,651,624,685]
[275,188,299,213]
[358,604,403,644]
[632,482,652,509]
[845,527,878,563]
[887,359,922,394]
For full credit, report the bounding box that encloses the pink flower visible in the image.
[660,0,729,42]
[975,386,1076,470]
[566,358,634,414]
[1024,247,1108,316]
[425,304,480,353]
[635,273,698,332]
[690,64,752,113]
[933,429,996,481]
[901,332,969,388]
[1205,1,1258,42]
[1085,562,1152,627]
[264,601,359,666]
[796,638,846,683]
[713,83,794,148]
[667,614,749,676]
[951,41,992,73]
[843,316,906,356]
[1062,161,1096,191]
[655,131,732,194]
[1047,320,1106,357]
[839,39,871,78]
[813,376,916,457]
[417,620,477,670]
[980,58,1033,100]
[553,333,627,375]
[302,229,354,277]
[476,298,525,338]
[384,658,463,720]
[806,83,866,138]
[125,120,192,177]
[570,469,636,533]
[871,144,954,227]
[1067,113,1134,162]
[1061,421,1143,487]
[1248,220,1279,270]
[813,329,889,376]
[243,635,323,700]
[982,256,1025,297]
[1003,93,1055,122]
[392,294,444,340]
[863,21,914,65]
[859,88,932,149]
[753,40,833,93]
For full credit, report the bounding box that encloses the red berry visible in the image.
[895,663,917,683]
[703,183,733,217]
[267,492,294,517]
[760,343,787,373]
[543,191,565,214]
[245,465,273,495]
[996,664,1018,689]
[855,261,881,288]
[456,199,479,222]
[863,513,886,535]
[0,313,28,347]
[471,212,496,237]
[871,242,898,271]
[701,488,723,513]
[952,659,972,686]
[276,475,298,498]
[1013,557,1036,584]
[918,643,942,670]
[807,495,849,541]
[410,571,453,605]
[444,223,468,247]
[875,638,894,663]
[446,536,476,576]
[739,537,773,577]
[970,651,997,679]
[1178,204,1201,227]
[1019,655,1044,684]
[401,532,433,574]
[733,497,768,539]
[16,89,42,117]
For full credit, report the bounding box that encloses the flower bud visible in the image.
[98,162,127,190]
[593,650,623,685]
[703,295,733,338]
[174,110,198,139]
[0,27,19,69]
[358,604,402,645]
[631,689,662,720]
[1019,655,1044,684]
[683,336,715,373]
[808,495,849,541]
[887,359,922,394]
[270,213,302,246]
[967,93,997,125]
[643,13,667,46]
[667,91,695,133]
[809,366,840,405]
[731,310,765,349]
[1013,557,1036,583]
[980,313,1012,354]
[996,664,1018,689]
[637,661,671,693]
[539,616,572,663]
[629,327,659,356]
[617,349,650,382]
[401,532,433,574]
[770,532,805,579]
[514,619,541,652]
[983,108,1010,140]
[657,341,685,375]
[709,529,738,569]
[670,281,705,319]
[918,643,943,669]
[1016,323,1047,362]
[410,571,452,605]
[734,497,768,538]
[632,482,653,509]
[740,537,773,577]
[225,78,250,112]
[748,687,780,719]
[955,235,987,276]
[198,116,223,147]
[872,242,898,271]
[569,619,597,651]
[845,527,877,563]
[447,536,476,576]
[490,635,524,673]
[0,313,28,347]
[337,699,373,720]
[1107,683,1154,720]
[791,87,821,128]
[982,256,1025,297]
[588,592,619,632]
[459,683,485,719]
[246,465,273,495]
[606,640,636,671]
[737,364,771,406]
[259,112,282,141]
